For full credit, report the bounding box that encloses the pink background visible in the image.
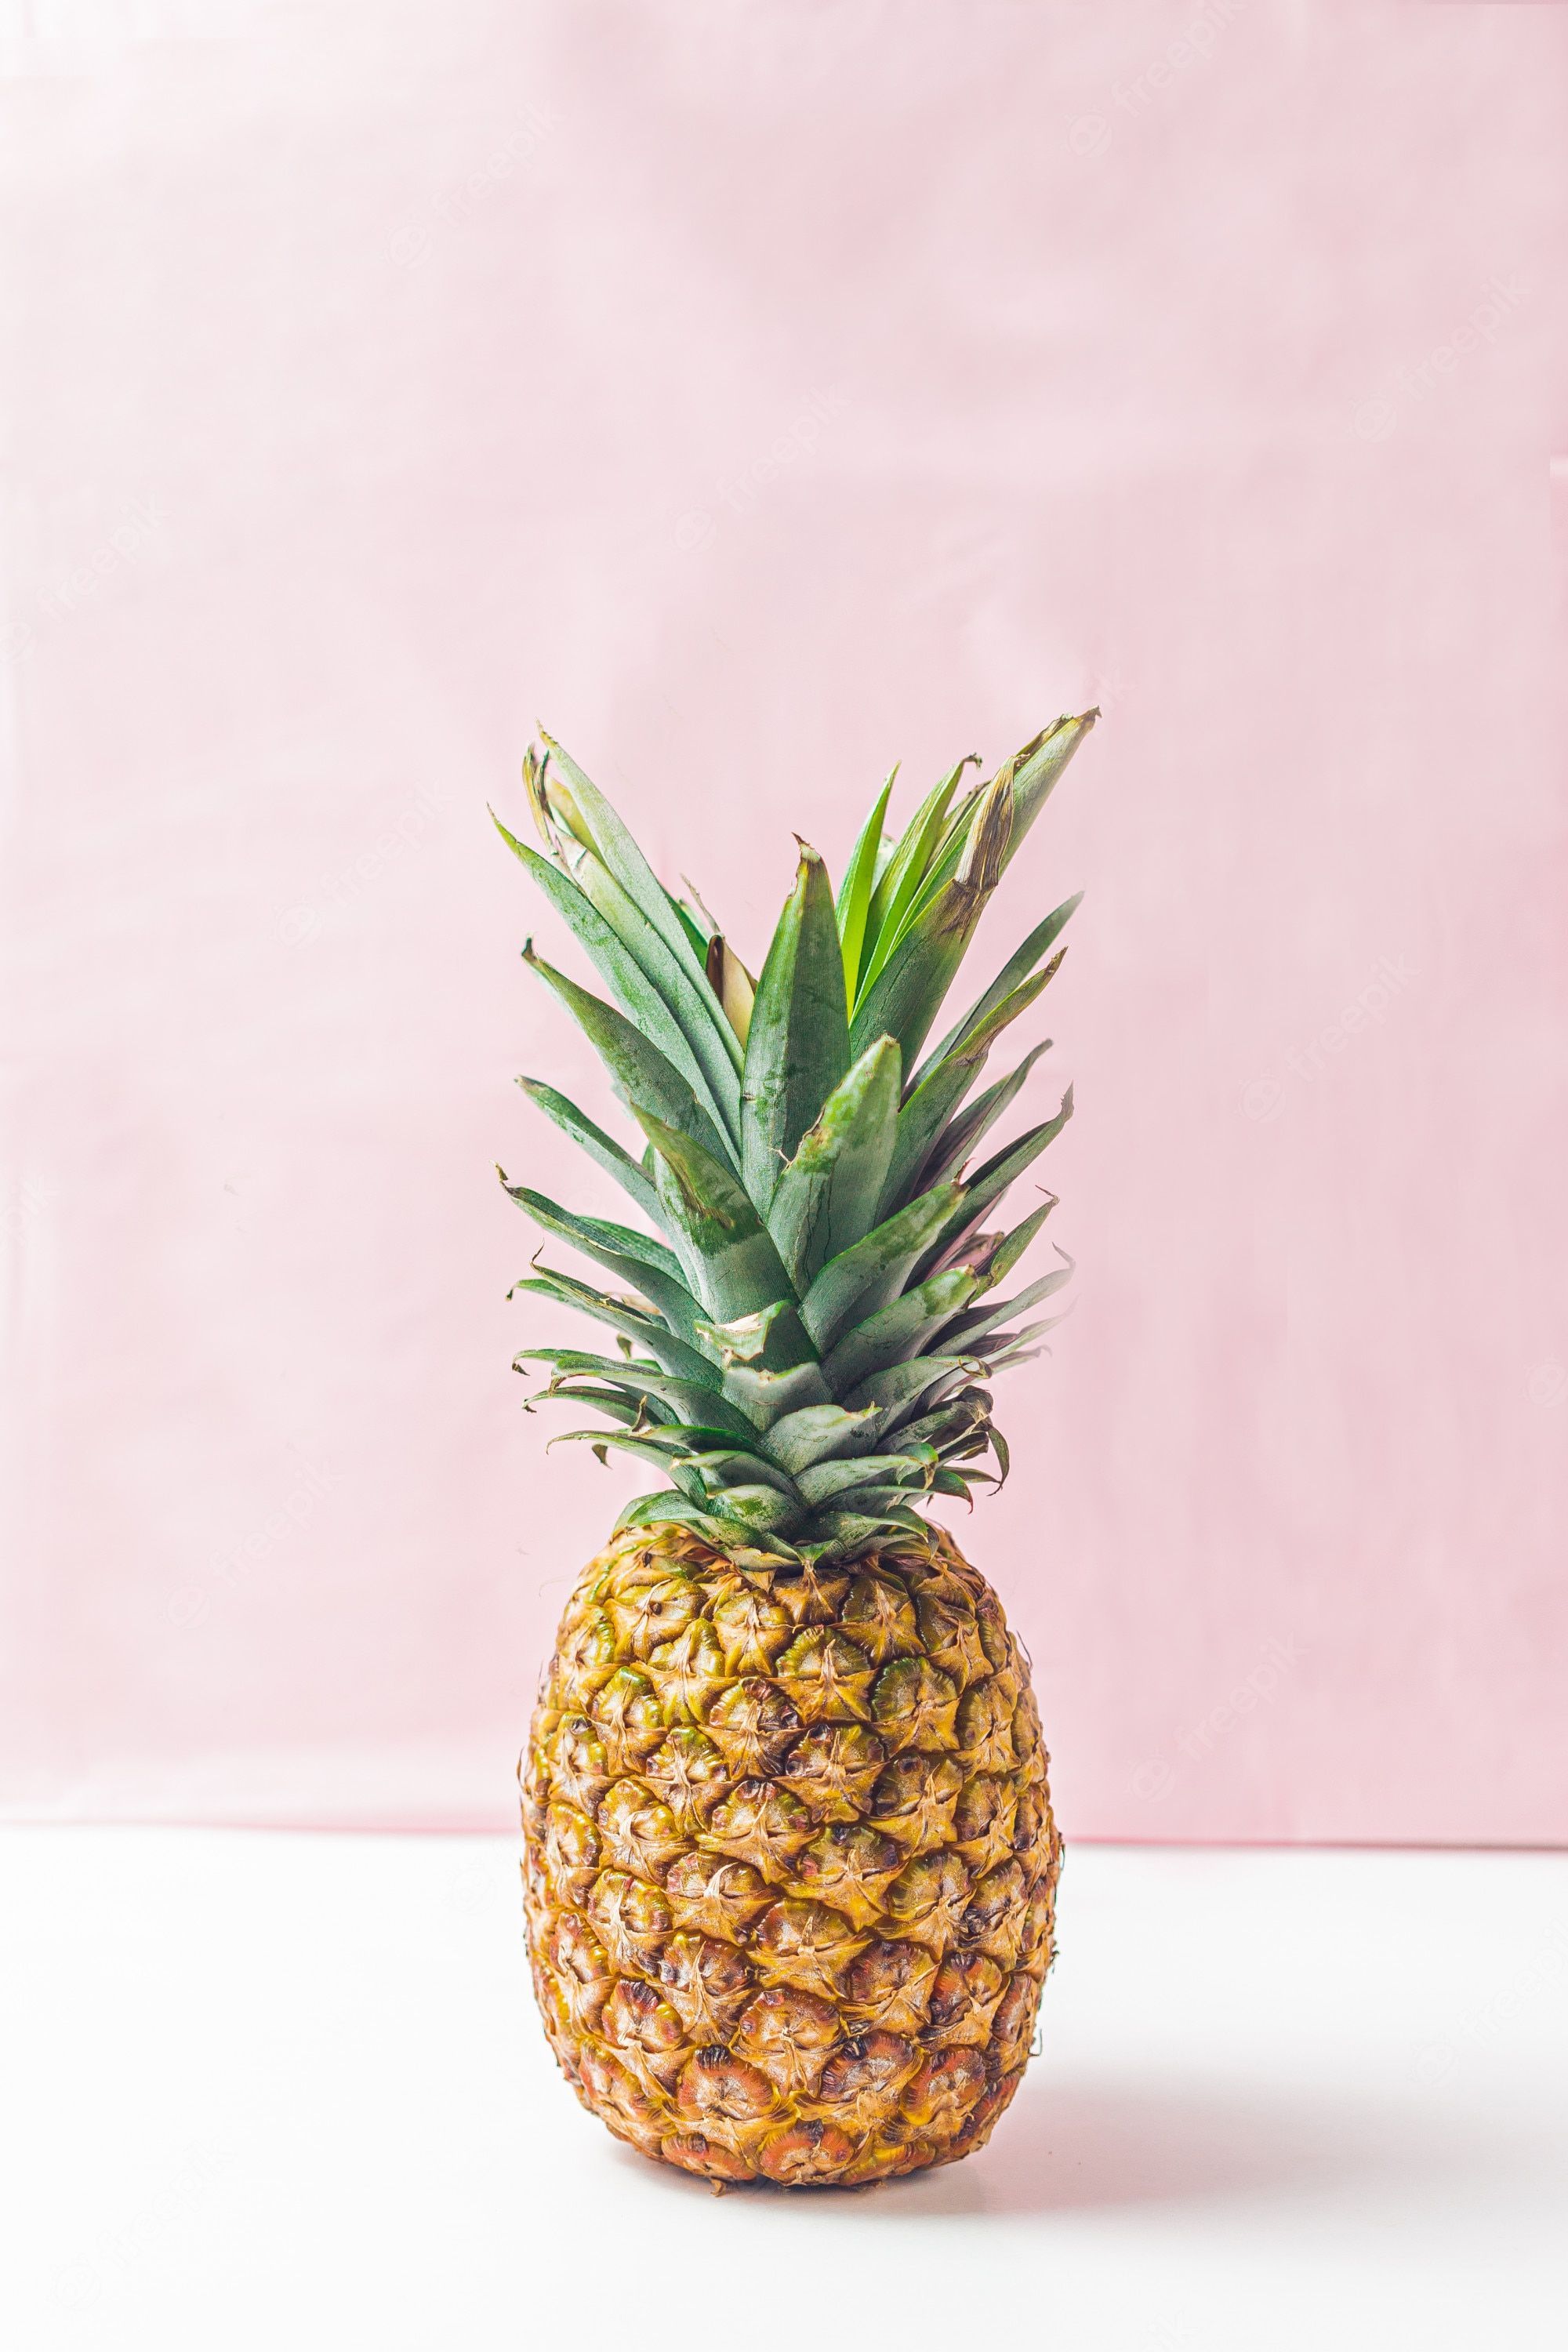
[2,2,1565,1842]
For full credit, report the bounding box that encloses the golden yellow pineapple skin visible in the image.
[521,1522,1061,2187]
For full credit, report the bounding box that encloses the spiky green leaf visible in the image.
[767,1036,902,1289]
[535,732,721,1000]
[635,1112,796,1330]
[911,902,1078,1091]
[497,823,739,1139]
[741,846,851,1210]
[820,1266,983,1392]
[514,1348,758,1437]
[914,1091,1073,1281]
[499,1178,710,1348]
[918,1039,1053,1193]
[848,770,1014,1070]
[509,1269,718,1384]
[857,761,972,1000]
[835,772,894,1005]
[760,1403,883,1475]
[523,946,732,1171]
[799,1182,962,1354]
[516,1077,667,1232]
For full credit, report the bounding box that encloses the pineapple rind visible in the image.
[523,1520,1060,2188]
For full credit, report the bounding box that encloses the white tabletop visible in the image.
[4,1830,1564,2350]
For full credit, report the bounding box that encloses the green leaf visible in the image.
[835,772,895,1005]
[499,1178,710,1349]
[913,1090,1073,1280]
[971,1312,1067,1360]
[515,1077,667,1232]
[767,1036,902,1290]
[607,1485,798,1551]
[546,1429,711,1490]
[698,1482,804,1534]
[681,1450,801,1502]
[848,771,1014,1072]
[760,1402,883,1475]
[496,823,739,1141]
[929,1467,985,1501]
[560,845,745,1134]
[919,1039,1053,1192]
[976,1337,1050,1374]
[530,1383,645,1427]
[879,1049,985,1218]
[514,1348,758,1437]
[987,1196,1060,1283]
[717,1359,833,1428]
[956,1091,1074,1224]
[795,1448,936,1507]
[810,1504,928,1554]
[911,901,1079,1091]
[535,733,720,1004]
[523,945,733,1171]
[509,1269,718,1385]
[898,1389,993,1454]
[666,889,714,963]
[692,1297,815,1372]
[1000,710,1098,867]
[890,715,1094,951]
[548,1419,753,1468]
[741,845,851,1211]
[799,1181,962,1355]
[633,1112,797,1330]
[846,1356,979,1446]
[938,1260,1074,1351]
[612,1486,707,1533]
[857,760,975,1002]
[820,1266,982,1392]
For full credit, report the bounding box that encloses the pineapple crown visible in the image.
[495,711,1097,1567]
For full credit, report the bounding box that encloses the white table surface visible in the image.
[3,1830,1564,2351]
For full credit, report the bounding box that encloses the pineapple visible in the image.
[499,710,1096,2187]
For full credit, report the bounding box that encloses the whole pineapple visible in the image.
[499,710,1096,2187]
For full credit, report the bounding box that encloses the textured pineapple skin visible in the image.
[521,1522,1061,2187]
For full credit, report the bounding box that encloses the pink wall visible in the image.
[2,2,1565,1842]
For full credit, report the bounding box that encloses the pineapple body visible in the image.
[522,1521,1060,2187]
